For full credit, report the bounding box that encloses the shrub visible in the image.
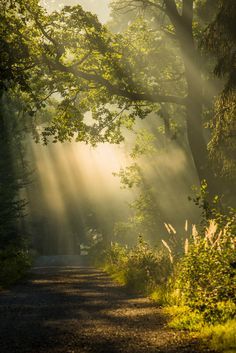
[124,237,171,293]
[172,220,236,324]
[0,247,32,287]
[103,236,172,294]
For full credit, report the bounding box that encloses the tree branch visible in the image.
[182,0,193,24]
[25,5,65,59]
[52,60,186,105]
[163,0,181,33]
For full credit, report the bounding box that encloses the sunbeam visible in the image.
[26,140,133,254]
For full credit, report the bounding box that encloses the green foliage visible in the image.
[204,0,236,91]
[0,94,31,255]
[103,237,172,294]
[190,180,236,229]
[166,306,205,331]
[0,247,32,287]
[130,129,157,159]
[103,242,129,284]
[2,0,234,206]
[124,238,171,293]
[208,93,236,180]
[113,163,142,189]
[168,308,236,352]
[167,308,236,351]
[0,0,39,90]
[1,0,187,146]
[0,0,36,286]
[172,220,236,324]
[201,320,236,352]
[150,285,173,307]
[99,215,236,353]
[114,188,159,244]
[113,128,164,244]
[203,0,236,182]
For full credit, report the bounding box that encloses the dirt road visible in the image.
[0,265,215,353]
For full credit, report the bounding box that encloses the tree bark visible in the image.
[164,0,218,197]
[0,91,20,248]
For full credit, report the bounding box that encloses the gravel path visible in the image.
[0,266,215,353]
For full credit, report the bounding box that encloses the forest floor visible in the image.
[0,263,216,353]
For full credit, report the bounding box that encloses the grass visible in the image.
[164,306,205,332]
[98,219,236,353]
[162,305,236,352]
[150,286,172,306]
[103,264,127,286]
[201,320,236,352]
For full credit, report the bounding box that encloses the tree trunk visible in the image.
[0,92,19,248]
[168,1,219,198]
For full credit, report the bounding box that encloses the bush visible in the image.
[172,220,236,324]
[99,218,236,353]
[103,237,172,294]
[0,247,32,287]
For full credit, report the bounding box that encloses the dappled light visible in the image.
[0,1,235,353]
[26,128,201,253]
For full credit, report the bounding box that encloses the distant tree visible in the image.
[113,129,164,243]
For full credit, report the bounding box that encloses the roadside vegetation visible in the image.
[89,209,236,352]
[0,247,32,288]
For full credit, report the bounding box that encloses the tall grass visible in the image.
[94,218,236,352]
[172,220,236,322]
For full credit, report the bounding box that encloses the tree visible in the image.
[109,0,222,195]
[0,0,37,254]
[12,1,221,195]
[2,1,234,202]
[204,0,236,183]
[113,129,164,244]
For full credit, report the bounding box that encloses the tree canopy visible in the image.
[1,0,235,199]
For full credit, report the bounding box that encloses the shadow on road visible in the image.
[0,261,215,353]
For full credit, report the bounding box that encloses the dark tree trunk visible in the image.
[165,0,219,197]
[0,92,20,248]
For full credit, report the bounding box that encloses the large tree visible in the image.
[2,0,233,202]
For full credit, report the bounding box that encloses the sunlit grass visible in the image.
[165,306,236,352]
[165,306,205,332]
[150,286,171,307]
[201,320,236,353]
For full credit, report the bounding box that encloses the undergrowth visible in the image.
[103,236,172,294]
[0,246,32,288]
[93,216,236,352]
